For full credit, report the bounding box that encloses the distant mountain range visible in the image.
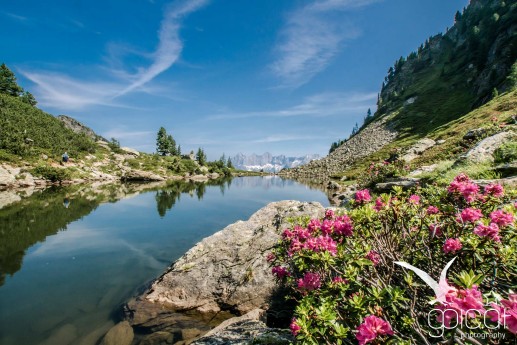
[231,153,320,172]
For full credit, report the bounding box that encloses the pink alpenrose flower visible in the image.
[356,315,394,345]
[289,318,301,335]
[355,189,372,203]
[443,238,462,254]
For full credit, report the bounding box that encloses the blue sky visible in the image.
[2,0,469,159]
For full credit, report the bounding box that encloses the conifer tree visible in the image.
[167,134,177,156]
[20,91,37,106]
[156,127,168,155]
[196,147,206,165]
[0,63,23,97]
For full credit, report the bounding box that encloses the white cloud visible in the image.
[208,91,377,120]
[271,0,380,88]
[20,0,208,110]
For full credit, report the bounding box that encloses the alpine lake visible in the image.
[0,176,329,345]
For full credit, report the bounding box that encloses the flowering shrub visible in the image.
[358,159,410,187]
[269,174,517,344]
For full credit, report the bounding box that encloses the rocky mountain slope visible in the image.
[57,115,106,142]
[232,152,319,172]
[283,0,517,179]
[283,117,398,178]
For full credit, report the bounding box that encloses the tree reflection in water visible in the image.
[0,178,233,286]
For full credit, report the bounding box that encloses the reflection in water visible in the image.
[0,176,330,345]
[155,178,232,217]
[0,179,232,286]
[0,186,101,286]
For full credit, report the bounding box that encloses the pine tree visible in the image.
[167,134,177,156]
[156,127,168,155]
[365,108,372,123]
[196,147,206,165]
[227,157,233,169]
[455,10,462,23]
[0,63,23,97]
[177,145,182,156]
[20,91,37,106]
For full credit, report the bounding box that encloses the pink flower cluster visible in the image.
[373,197,386,212]
[283,213,354,256]
[409,194,420,205]
[443,238,462,253]
[366,250,381,265]
[297,272,321,292]
[488,294,517,335]
[484,183,504,197]
[355,189,372,203]
[456,207,483,223]
[356,315,394,345]
[289,318,301,335]
[332,276,348,285]
[435,285,486,327]
[427,205,439,215]
[490,209,514,228]
[447,174,480,203]
[473,223,501,242]
[272,266,289,279]
[303,235,338,255]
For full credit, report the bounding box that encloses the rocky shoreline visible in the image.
[104,200,326,345]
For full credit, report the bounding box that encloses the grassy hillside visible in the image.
[337,89,517,182]
[0,93,95,160]
[299,0,517,182]
[0,92,234,181]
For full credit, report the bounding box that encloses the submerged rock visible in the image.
[101,321,134,345]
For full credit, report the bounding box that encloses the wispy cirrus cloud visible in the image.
[271,0,380,89]
[2,11,29,23]
[20,0,208,110]
[208,91,377,120]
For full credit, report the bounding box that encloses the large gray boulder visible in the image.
[143,201,326,315]
[120,146,140,157]
[465,130,516,163]
[0,165,16,189]
[375,177,420,192]
[121,169,164,182]
[401,138,436,162]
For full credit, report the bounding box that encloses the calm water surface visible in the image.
[0,177,328,345]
